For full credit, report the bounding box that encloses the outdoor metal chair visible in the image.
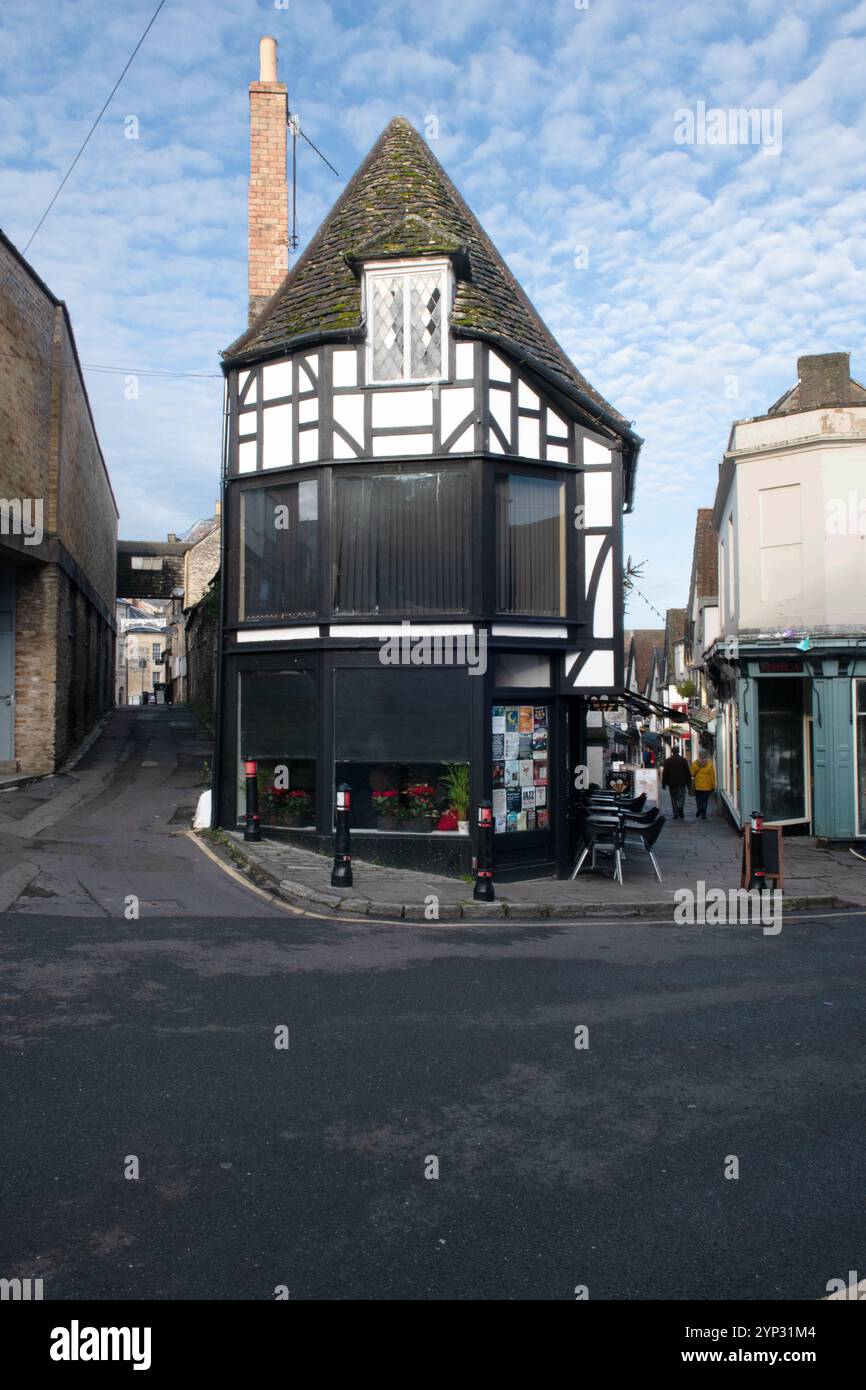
[571,810,623,885]
[619,814,665,882]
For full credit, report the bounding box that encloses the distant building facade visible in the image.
[0,229,118,773]
[706,352,866,839]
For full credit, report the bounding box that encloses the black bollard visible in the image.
[747,809,766,891]
[331,782,353,888]
[473,799,495,901]
[244,758,261,842]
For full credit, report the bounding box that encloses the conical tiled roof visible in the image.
[224,117,627,426]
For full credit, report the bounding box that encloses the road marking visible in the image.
[184,831,305,916]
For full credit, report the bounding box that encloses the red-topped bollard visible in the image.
[473,799,495,901]
[331,782,353,888]
[244,758,261,842]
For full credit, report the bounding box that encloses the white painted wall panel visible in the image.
[489,387,511,444]
[455,342,474,379]
[584,471,613,527]
[372,389,433,429]
[449,425,474,453]
[518,379,539,410]
[298,428,318,463]
[584,437,612,466]
[570,648,615,688]
[262,360,293,400]
[238,440,258,474]
[262,403,293,469]
[585,535,603,593]
[488,349,511,384]
[239,370,257,404]
[297,396,318,423]
[441,387,473,440]
[373,433,433,456]
[593,549,614,637]
[333,393,364,447]
[332,350,358,388]
[518,414,541,459]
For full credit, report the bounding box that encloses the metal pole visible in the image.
[473,799,495,901]
[331,782,353,888]
[244,758,261,842]
[747,809,766,891]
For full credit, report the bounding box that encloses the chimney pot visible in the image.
[259,36,278,83]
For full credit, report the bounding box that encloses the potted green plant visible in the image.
[260,781,313,826]
[442,762,471,834]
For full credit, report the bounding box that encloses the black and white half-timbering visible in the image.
[214,106,641,879]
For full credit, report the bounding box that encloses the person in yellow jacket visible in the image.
[690,753,716,819]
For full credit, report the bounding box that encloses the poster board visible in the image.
[740,824,784,891]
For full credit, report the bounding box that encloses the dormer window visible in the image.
[365,259,449,384]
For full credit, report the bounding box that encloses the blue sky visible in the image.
[2,0,865,625]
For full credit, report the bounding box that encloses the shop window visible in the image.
[495,474,565,616]
[491,703,550,833]
[494,653,552,688]
[332,467,469,614]
[238,670,317,826]
[856,681,866,836]
[335,667,469,831]
[758,677,806,823]
[241,480,318,622]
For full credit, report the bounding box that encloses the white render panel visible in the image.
[569,648,615,688]
[449,424,475,453]
[489,387,511,444]
[585,535,603,592]
[332,350,358,388]
[488,349,511,384]
[518,414,541,459]
[239,370,257,405]
[332,393,364,448]
[333,433,357,459]
[262,360,293,400]
[298,429,319,463]
[584,437,612,466]
[441,387,473,440]
[262,403,294,469]
[584,471,613,527]
[372,389,433,429]
[238,440,258,474]
[455,342,474,379]
[330,623,476,638]
[547,444,569,463]
[489,432,504,455]
[593,549,614,638]
[373,432,433,456]
[518,379,539,410]
[547,407,567,438]
[237,626,320,643]
[492,624,569,638]
[297,396,318,423]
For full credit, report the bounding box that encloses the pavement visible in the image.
[224,809,866,921]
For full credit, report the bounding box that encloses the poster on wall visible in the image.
[493,704,550,832]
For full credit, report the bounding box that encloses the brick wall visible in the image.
[0,232,118,771]
[248,80,288,324]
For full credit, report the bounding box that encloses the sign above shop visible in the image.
[758,660,803,673]
[587,694,621,712]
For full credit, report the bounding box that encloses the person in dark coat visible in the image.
[662,749,691,820]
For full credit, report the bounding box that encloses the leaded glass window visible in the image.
[366,261,448,383]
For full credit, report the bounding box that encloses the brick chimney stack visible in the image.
[797,352,852,410]
[248,36,288,326]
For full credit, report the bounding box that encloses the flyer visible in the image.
[518,760,534,787]
[504,732,520,759]
[492,761,505,786]
[518,706,533,732]
[505,760,519,787]
[505,708,519,732]
[492,788,507,817]
[521,787,535,808]
[492,733,504,758]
